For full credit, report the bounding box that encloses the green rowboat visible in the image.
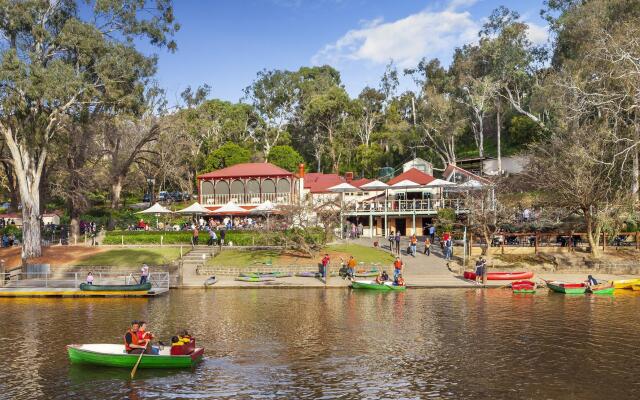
[546,281,587,294]
[351,280,406,291]
[354,271,380,278]
[79,282,152,291]
[67,344,204,369]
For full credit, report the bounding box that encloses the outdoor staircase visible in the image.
[181,246,215,285]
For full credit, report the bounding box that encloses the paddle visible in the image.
[130,340,149,379]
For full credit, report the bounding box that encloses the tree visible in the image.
[204,142,251,171]
[267,145,303,172]
[244,69,296,158]
[0,0,178,259]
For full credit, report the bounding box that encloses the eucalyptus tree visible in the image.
[0,0,178,259]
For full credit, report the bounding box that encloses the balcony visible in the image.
[201,192,292,206]
[343,198,467,214]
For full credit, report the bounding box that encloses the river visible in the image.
[0,288,638,399]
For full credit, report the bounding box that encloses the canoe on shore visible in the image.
[79,282,152,291]
[546,281,587,294]
[67,344,204,369]
[354,271,380,277]
[612,279,640,289]
[239,272,292,278]
[351,280,406,291]
[463,271,534,281]
[235,276,276,282]
[631,284,640,291]
[296,271,321,277]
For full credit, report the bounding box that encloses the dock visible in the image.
[0,287,169,298]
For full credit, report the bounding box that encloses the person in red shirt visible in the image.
[393,257,404,280]
[321,254,330,278]
[124,321,150,354]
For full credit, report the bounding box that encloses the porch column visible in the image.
[369,213,373,238]
[384,189,388,237]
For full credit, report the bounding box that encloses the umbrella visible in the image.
[136,202,172,229]
[211,201,249,215]
[137,202,172,214]
[329,182,359,239]
[177,202,211,215]
[359,180,389,191]
[250,200,276,229]
[426,179,457,187]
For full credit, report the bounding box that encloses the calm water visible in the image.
[1,288,639,399]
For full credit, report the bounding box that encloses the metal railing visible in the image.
[200,192,292,206]
[343,198,467,213]
[0,271,170,289]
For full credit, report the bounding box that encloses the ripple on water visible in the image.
[1,289,640,399]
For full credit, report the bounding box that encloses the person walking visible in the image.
[140,264,150,285]
[424,236,431,256]
[219,228,226,249]
[394,231,401,255]
[321,253,330,279]
[429,225,436,243]
[207,228,217,246]
[410,234,418,257]
[357,222,363,238]
[444,238,452,261]
[393,257,404,280]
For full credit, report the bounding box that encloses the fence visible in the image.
[0,271,170,289]
[469,232,640,253]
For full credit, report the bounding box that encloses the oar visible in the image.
[130,341,148,379]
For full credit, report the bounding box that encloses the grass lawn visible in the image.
[75,248,183,267]
[207,243,394,268]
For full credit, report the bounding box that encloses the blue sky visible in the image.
[148,0,547,105]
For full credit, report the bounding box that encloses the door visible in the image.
[395,218,406,236]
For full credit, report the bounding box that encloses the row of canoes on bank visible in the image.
[510,279,618,295]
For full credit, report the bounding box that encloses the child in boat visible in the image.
[137,321,159,355]
[178,330,191,343]
[394,274,405,286]
[375,272,384,284]
[586,275,598,287]
[381,271,389,281]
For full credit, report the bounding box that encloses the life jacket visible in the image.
[394,260,402,269]
[124,329,139,352]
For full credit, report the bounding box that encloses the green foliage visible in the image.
[204,142,251,171]
[267,145,303,172]
[0,225,21,240]
[437,208,456,233]
[355,144,384,177]
[506,115,545,146]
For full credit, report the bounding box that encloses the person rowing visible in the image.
[137,321,160,354]
[124,320,152,355]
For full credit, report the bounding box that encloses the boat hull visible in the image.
[79,283,152,291]
[613,279,640,289]
[547,281,587,294]
[351,280,406,291]
[464,271,534,281]
[235,276,275,282]
[67,344,203,369]
[588,287,615,295]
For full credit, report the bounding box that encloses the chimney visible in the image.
[345,172,353,183]
[298,163,305,177]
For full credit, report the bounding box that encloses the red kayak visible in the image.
[463,271,534,281]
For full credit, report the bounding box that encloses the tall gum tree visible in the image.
[0,0,178,260]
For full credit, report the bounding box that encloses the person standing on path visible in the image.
[346,255,357,279]
[410,234,418,257]
[393,257,404,279]
[207,228,217,246]
[395,232,401,255]
[140,264,149,285]
[444,238,452,261]
[321,253,330,279]
[192,226,199,246]
[429,225,436,243]
[388,231,395,252]
[219,229,226,249]
[424,236,431,256]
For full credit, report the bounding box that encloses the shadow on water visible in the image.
[67,364,191,383]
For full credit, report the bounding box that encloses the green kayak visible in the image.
[354,271,380,278]
[235,276,275,282]
[67,344,204,369]
[79,282,152,291]
[351,280,406,291]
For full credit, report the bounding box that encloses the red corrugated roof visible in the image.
[350,178,372,188]
[198,163,293,179]
[387,168,435,186]
[304,173,345,193]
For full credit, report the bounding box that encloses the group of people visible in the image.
[124,320,193,355]
[387,227,452,260]
[345,222,364,239]
[337,254,406,286]
[1,232,16,247]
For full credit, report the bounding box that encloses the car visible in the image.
[182,192,192,201]
[158,191,168,201]
[168,191,183,202]
[143,193,151,203]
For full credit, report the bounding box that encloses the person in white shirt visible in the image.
[140,264,150,285]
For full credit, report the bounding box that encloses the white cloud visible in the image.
[312,8,479,68]
[312,1,550,69]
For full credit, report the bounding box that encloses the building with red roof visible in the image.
[387,168,436,186]
[197,163,298,210]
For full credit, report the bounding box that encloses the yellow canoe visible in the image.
[632,284,640,291]
[613,279,640,289]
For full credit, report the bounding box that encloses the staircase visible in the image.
[181,246,215,285]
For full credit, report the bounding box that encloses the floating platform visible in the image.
[0,287,168,298]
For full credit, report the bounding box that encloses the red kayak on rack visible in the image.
[463,271,534,281]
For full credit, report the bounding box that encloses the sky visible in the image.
[146,0,548,105]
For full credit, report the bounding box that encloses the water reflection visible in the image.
[1,289,639,399]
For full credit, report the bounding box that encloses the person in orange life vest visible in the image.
[137,321,159,355]
[393,257,404,279]
[346,256,357,279]
[124,321,151,354]
[394,274,405,286]
[410,234,418,257]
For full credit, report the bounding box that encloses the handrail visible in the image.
[0,271,170,289]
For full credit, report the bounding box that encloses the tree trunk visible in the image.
[69,200,80,246]
[111,175,124,209]
[21,193,42,262]
[632,120,639,201]
[482,228,492,256]
[496,104,502,174]
[584,212,601,258]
